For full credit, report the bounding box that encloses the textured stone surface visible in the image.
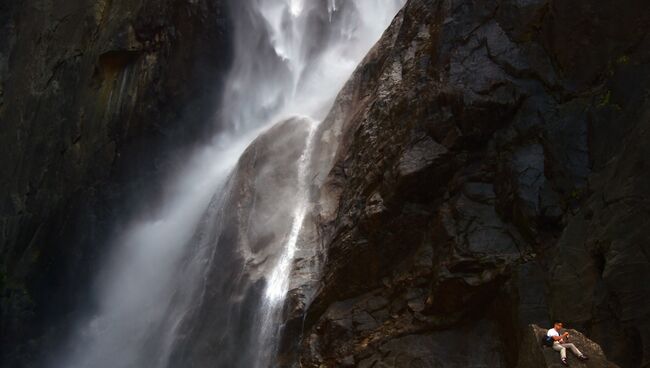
[358,320,507,368]
[291,0,650,367]
[0,0,231,366]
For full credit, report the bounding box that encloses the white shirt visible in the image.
[547,328,560,337]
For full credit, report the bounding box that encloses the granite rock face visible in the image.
[292,0,650,367]
[0,0,231,366]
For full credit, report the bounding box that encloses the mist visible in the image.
[52,1,405,367]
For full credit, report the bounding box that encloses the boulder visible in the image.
[517,325,619,368]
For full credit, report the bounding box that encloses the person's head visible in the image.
[553,320,563,330]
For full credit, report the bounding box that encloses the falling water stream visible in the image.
[54,1,404,367]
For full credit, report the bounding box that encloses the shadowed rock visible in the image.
[291,0,650,367]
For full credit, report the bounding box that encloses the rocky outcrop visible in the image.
[292,0,650,367]
[165,117,312,368]
[0,0,231,366]
[518,325,619,368]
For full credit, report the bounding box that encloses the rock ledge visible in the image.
[517,325,620,368]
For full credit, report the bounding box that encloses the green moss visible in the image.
[596,90,622,111]
[604,55,631,79]
[597,90,612,108]
[569,188,590,203]
[616,55,630,65]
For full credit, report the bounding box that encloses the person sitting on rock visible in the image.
[547,321,589,366]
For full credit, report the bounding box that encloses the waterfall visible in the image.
[252,118,317,367]
[53,1,404,367]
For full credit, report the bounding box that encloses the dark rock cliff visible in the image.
[293,0,650,367]
[0,0,231,366]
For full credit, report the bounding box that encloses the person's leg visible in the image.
[562,343,584,357]
[553,342,567,359]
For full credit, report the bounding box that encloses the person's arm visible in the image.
[553,332,569,341]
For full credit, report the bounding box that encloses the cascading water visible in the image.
[252,118,317,367]
[53,1,404,367]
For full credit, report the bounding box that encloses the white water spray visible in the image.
[264,120,316,302]
[54,1,404,367]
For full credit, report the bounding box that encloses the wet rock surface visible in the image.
[166,118,311,368]
[0,0,231,366]
[291,0,650,367]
